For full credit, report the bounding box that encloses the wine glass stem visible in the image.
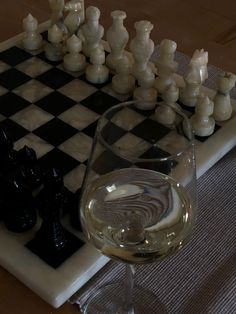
[123,264,136,314]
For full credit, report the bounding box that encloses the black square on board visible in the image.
[137,146,178,174]
[92,150,132,175]
[140,146,171,159]
[101,121,126,145]
[38,148,79,176]
[36,68,74,89]
[35,91,77,116]
[80,90,120,115]
[133,107,156,117]
[0,93,31,117]
[26,229,84,268]
[0,46,32,66]
[0,119,29,142]
[0,68,31,90]
[131,119,171,143]
[70,189,83,231]
[33,118,78,146]
[82,120,98,138]
[36,52,63,66]
[195,124,221,142]
[178,102,195,114]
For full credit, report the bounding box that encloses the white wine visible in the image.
[80,168,194,264]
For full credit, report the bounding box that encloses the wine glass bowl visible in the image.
[80,100,196,313]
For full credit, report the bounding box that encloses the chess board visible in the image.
[0,25,236,309]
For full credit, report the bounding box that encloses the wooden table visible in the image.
[0,0,235,313]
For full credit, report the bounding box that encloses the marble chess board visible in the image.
[0,27,236,309]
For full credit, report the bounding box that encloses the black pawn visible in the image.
[0,129,18,221]
[0,129,18,175]
[17,145,42,191]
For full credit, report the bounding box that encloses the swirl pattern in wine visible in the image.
[81,168,193,263]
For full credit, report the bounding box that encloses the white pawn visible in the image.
[45,24,64,61]
[22,14,43,51]
[106,10,129,71]
[112,57,135,94]
[78,6,104,58]
[86,47,109,84]
[64,0,82,35]
[155,83,179,125]
[130,20,155,79]
[213,72,236,122]
[154,39,178,94]
[133,68,157,110]
[63,35,86,72]
[157,39,178,70]
[191,95,215,137]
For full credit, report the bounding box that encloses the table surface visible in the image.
[0,1,236,313]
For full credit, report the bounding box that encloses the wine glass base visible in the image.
[81,282,167,314]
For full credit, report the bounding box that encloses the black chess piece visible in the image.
[27,168,83,268]
[0,129,18,221]
[37,167,73,218]
[0,128,18,174]
[0,128,13,154]
[17,145,42,191]
[3,178,37,232]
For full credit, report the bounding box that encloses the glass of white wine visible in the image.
[80,100,197,313]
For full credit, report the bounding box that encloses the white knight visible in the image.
[180,49,208,107]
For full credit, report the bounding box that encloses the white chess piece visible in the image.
[213,72,236,122]
[63,34,86,72]
[155,83,179,125]
[133,68,157,110]
[64,0,82,35]
[157,39,178,70]
[179,49,208,107]
[48,0,65,25]
[86,47,109,84]
[154,39,178,94]
[22,14,43,51]
[191,95,215,136]
[106,10,129,71]
[130,20,154,79]
[45,24,64,61]
[48,0,68,36]
[78,6,104,58]
[191,49,208,84]
[112,57,135,94]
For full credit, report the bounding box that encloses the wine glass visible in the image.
[79,100,196,313]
